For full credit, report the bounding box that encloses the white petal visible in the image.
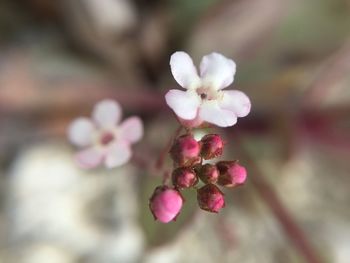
[104,142,132,168]
[165,89,200,120]
[67,117,95,147]
[200,52,236,90]
[220,90,251,117]
[199,101,237,127]
[119,116,144,143]
[92,99,122,128]
[75,148,103,169]
[170,51,201,89]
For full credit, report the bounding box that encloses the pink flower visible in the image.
[67,99,143,169]
[165,52,251,127]
[149,186,184,223]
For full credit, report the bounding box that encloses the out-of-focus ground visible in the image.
[0,0,350,262]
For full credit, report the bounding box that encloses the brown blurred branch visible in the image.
[0,80,165,117]
[234,134,323,263]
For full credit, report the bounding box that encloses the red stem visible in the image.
[155,125,183,171]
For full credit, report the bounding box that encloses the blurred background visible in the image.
[0,0,350,262]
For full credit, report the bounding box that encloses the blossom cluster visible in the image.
[67,50,250,224]
[149,51,251,223]
[149,133,247,223]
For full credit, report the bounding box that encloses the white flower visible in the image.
[165,52,251,127]
[67,99,143,169]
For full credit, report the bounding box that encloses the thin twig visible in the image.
[155,125,183,171]
[234,133,323,263]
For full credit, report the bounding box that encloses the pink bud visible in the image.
[149,186,184,223]
[216,161,247,187]
[172,167,198,189]
[197,184,225,213]
[200,134,224,160]
[170,135,201,166]
[195,163,219,184]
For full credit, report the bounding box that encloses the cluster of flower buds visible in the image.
[149,133,247,223]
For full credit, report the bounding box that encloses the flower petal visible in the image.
[104,142,132,168]
[75,148,103,169]
[92,99,122,128]
[200,52,236,90]
[220,90,251,117]
[170,51,201,89]
[165,89,200,120]
[119,116,144,144]
[199,101,237,127]
[67,117,95,147]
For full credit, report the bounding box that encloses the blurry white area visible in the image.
[331,225,350,263]
[84,0,137,35]
[143,243,180,263]
[143,210,287,263]
[6,143,144,263]
[262,144,350,263]
[14,244,76,263]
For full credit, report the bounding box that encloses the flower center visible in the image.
[196,87,220,101]
[100,132,115,145]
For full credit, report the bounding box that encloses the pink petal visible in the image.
[67,118,95,147]
[119,116,144,144]
[199,52,236,90]
[165,89,200,120]
[220,90,251,117]
[170,51,201,89]
[199,101,237,127]
[92,99,122,128]
[104,142,132,168]
[75,148,103,169]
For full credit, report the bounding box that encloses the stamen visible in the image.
[100,132,115,145]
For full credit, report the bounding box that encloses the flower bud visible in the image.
[195,163,219,184]
[216,161,247,187]
[149,186,183,223]
[200,134,224,160]
[172,167,198,189]
[197,184,225,213]
[170,135,201,166]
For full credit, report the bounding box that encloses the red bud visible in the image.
[200,134,224,160]
[195,163,219,184]
[216,161,247,187]
[197,184,225,213]
[172,167,198,189]
[149,186,184,223]
[170,135,201,166]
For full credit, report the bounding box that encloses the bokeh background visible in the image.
[1,0,350,262]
